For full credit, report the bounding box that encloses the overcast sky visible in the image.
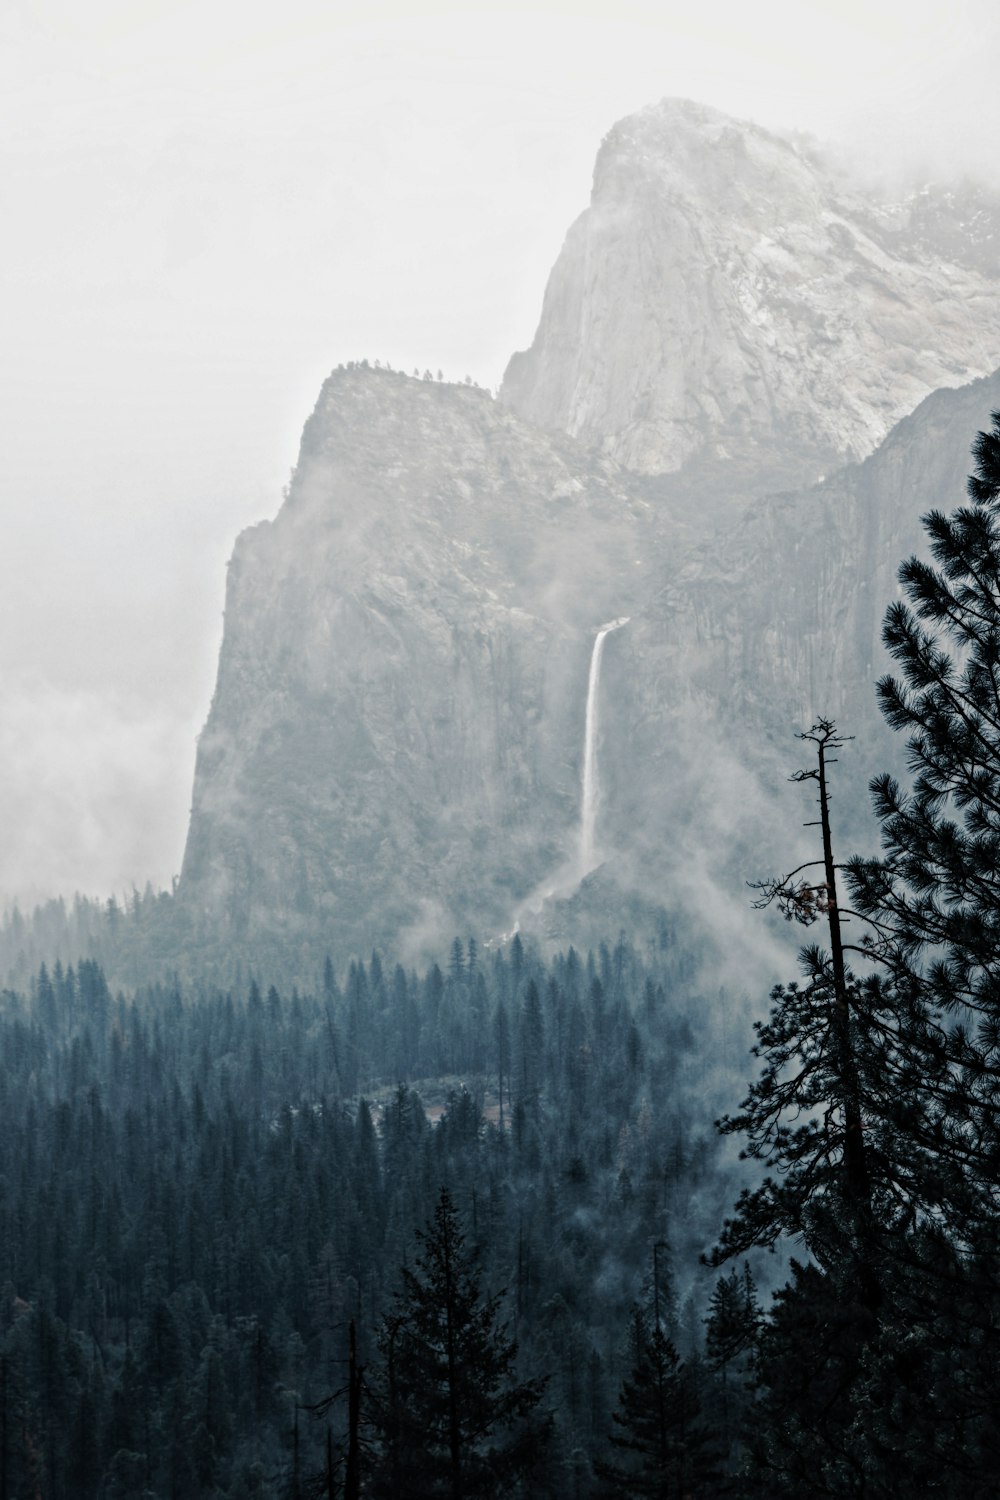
[3,0,1000,905]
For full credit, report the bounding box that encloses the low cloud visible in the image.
[0,674,197,907]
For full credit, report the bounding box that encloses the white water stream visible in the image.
[579,617,630,874]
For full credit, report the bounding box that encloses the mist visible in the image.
[5,0,1000,902]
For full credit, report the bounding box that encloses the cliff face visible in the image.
[179,98,1000,966]
[597,370,1000,900]
[501,99,1000,479]
[180,363,1000,963]
[179,371,660,955]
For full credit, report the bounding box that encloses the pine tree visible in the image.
[840,408,1000,1492]
[711,723,890,1319]
[703,1264,759,1473]
[704,1264,759,1378]
[707,725,924,1494]
[848,407,1000,1237]
[370,1187,549,1499]
[595,1305,716,1499]
[714,416,1000,1497]
[493,1002,511,1132]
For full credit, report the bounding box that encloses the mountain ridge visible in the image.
[501,97,1000,481]
[176,101,1000,967]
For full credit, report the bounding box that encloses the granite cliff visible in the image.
[179,100,1000,966]
[180,370,661,955]
[502,99,1000,481]
[591,370,1000,923]
[179,364,1000,963]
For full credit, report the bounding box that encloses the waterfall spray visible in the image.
[579,617,630,874]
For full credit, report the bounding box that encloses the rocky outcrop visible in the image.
[595,369,1000,903]
[179,369,660,956]
[179,98,1000,967]
[501,99,1000,480]
[179,361,1000,964]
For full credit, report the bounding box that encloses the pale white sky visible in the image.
[2,0,999,903]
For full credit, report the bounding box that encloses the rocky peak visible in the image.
[176,103,1000,970]
[501,97,1000,481]
[179,367,656,962]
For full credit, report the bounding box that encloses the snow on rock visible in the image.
[501,99,1000,480]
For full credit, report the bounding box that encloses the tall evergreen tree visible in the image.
[370,1188,548,1500]
[713,415,1000,1497]
[703,1264,759,1379]
[595,1304,716,1499]
[711,722,892,1319]
[708,725,931,1495]
[703,1264,759,1474]
[849,406,1000,1236]
[840,408,1000,1492]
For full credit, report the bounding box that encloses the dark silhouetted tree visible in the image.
[713,724,886,1319]
[371,1187,548,1499]
[849,406,1000,1238]
[704,1263,759,1379]
[595,1304,716,1499]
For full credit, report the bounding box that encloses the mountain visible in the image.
[177,100,1000,971]
[501,99,1000,482]
[178,361,1000,970]
[179,368,661,960]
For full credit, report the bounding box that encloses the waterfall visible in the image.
[579,617,629,874]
